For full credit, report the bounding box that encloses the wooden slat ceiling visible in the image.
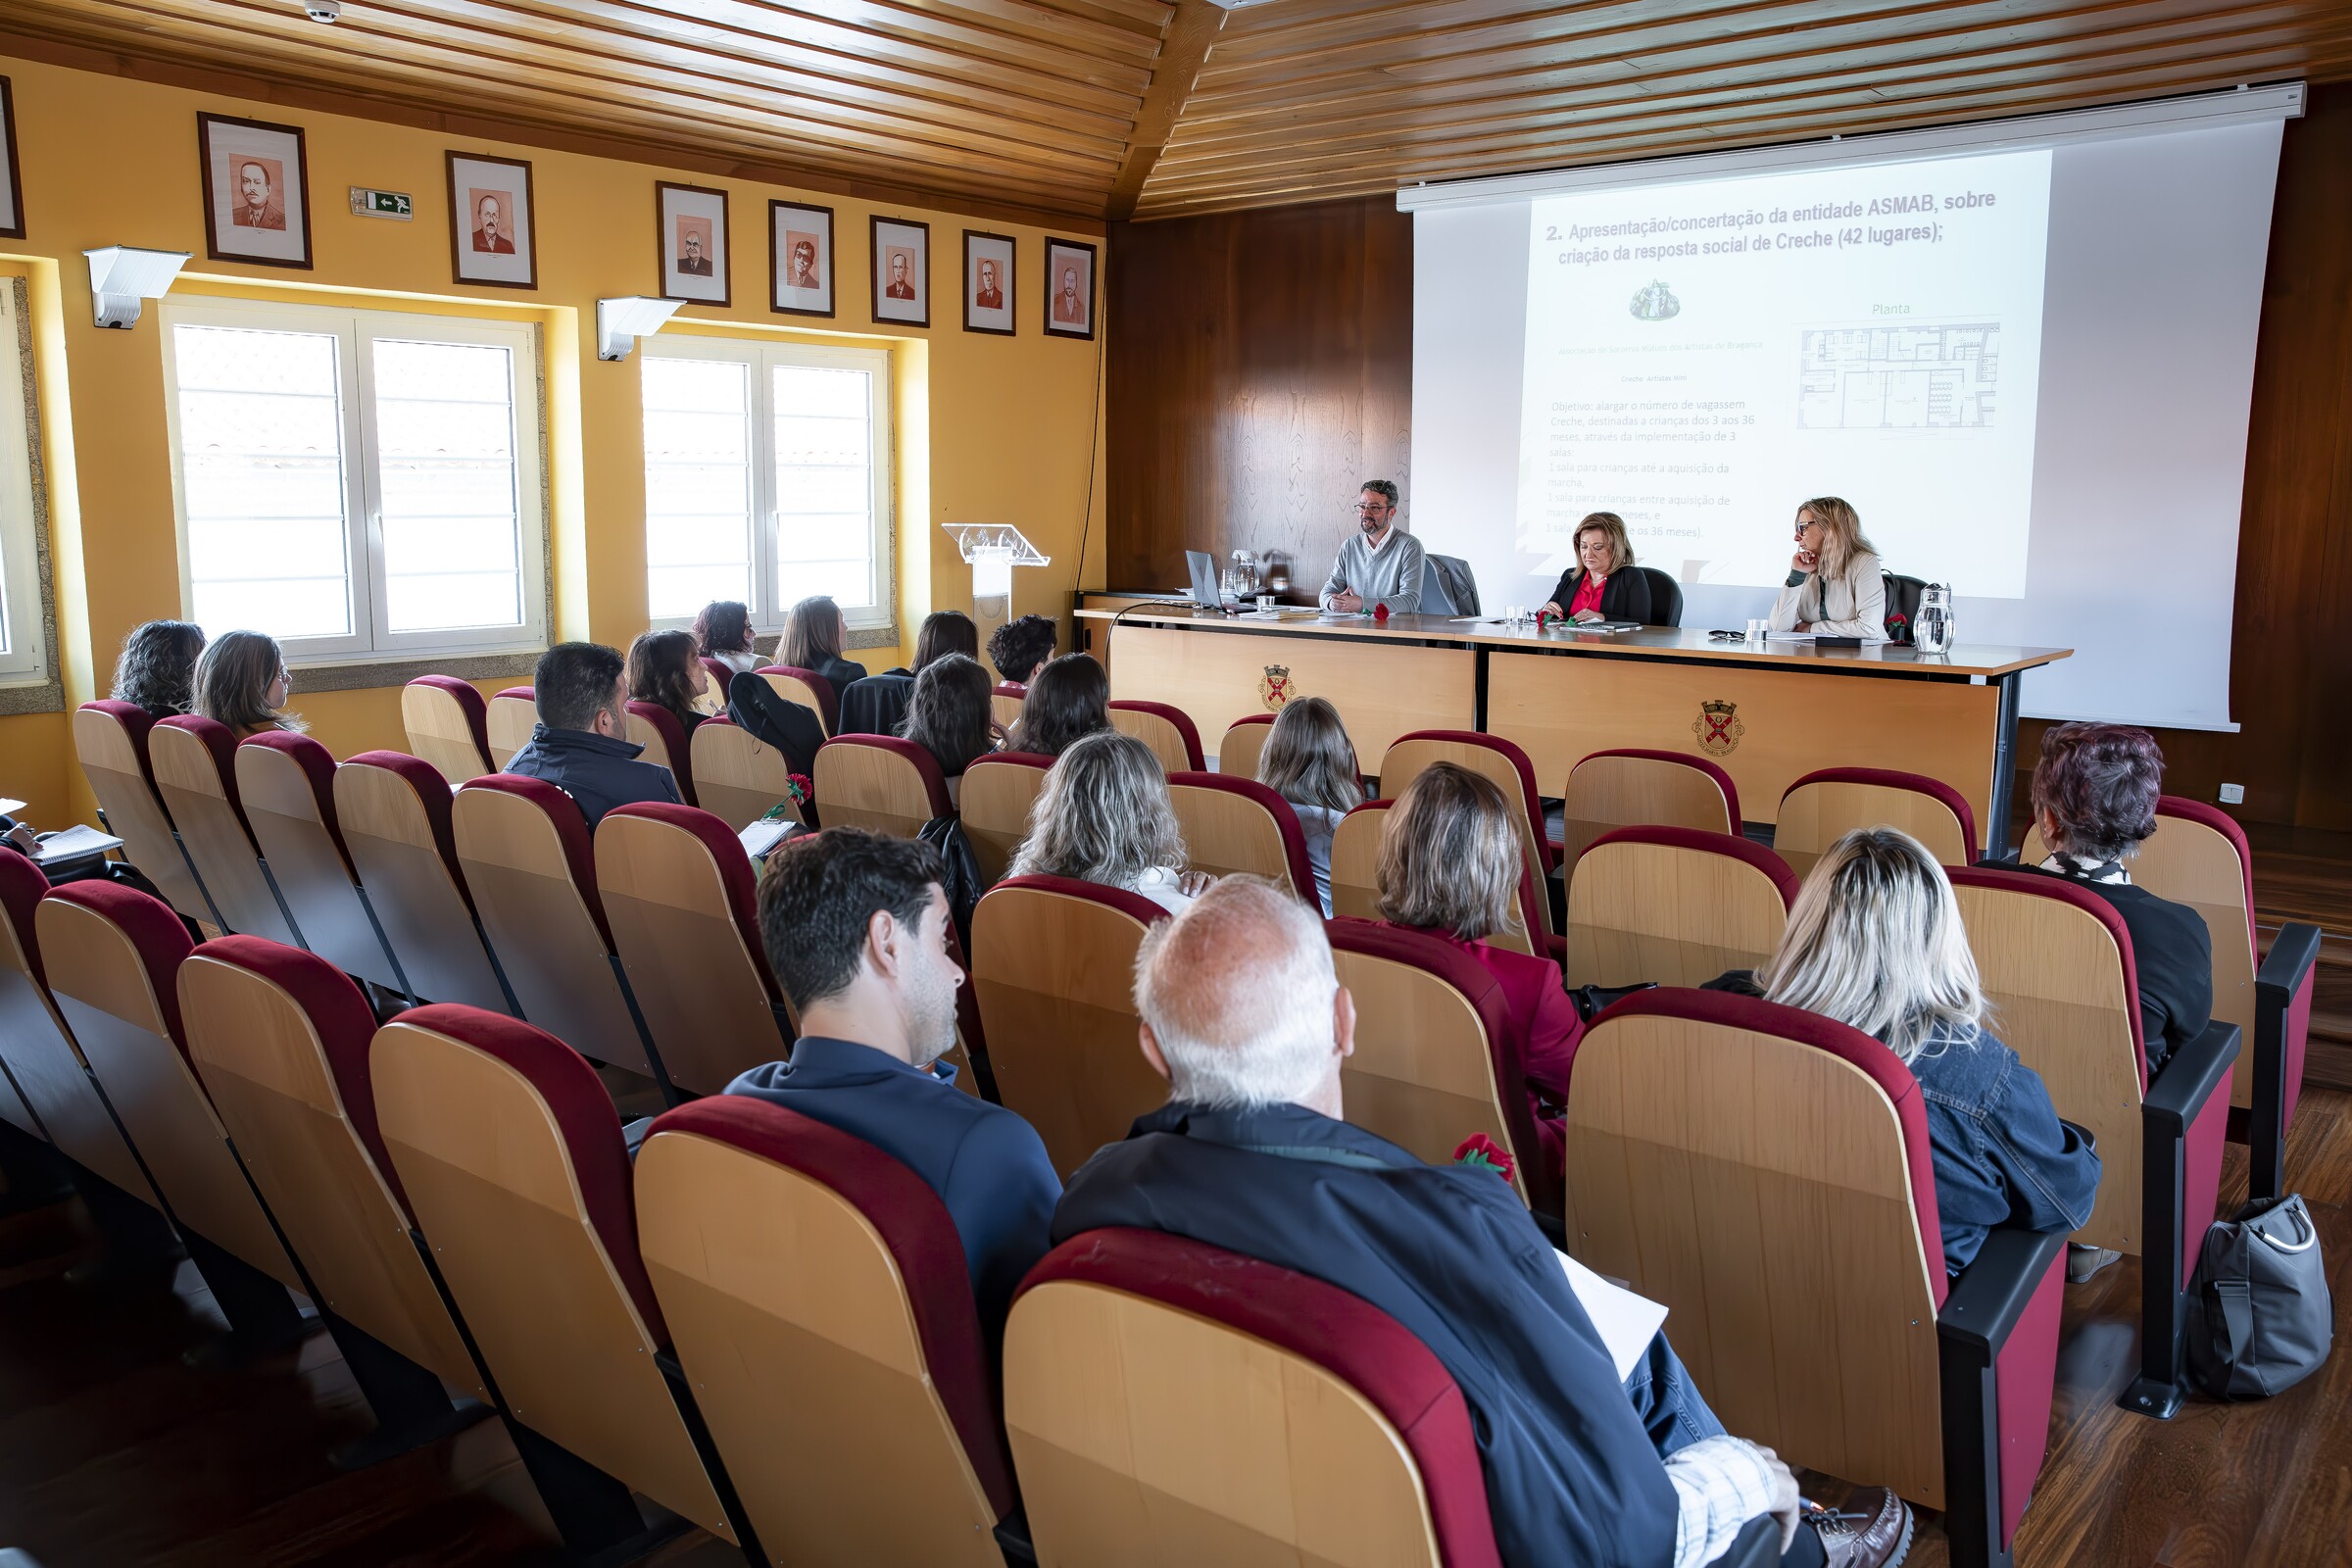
[2,0,2350,224]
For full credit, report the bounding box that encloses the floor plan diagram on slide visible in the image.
[1798,322,2000,429]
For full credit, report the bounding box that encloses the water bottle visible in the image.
[1915,583,1954,654]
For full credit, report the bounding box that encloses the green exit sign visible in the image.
[348,186,414,220]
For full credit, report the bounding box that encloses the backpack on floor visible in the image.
[2183,1193,2331,1400]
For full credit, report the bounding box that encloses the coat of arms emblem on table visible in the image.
[1692,698,1743,755]
[1259,664,1294,710]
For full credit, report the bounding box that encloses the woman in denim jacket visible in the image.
[1713,828,2099,1275]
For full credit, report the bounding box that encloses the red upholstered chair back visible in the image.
[150,715,301,943]
[636,1099,1015,1564]
[234,734,403,991]
[1106,699,1204,773]
[1563,990,1960,1511]
[368,1004,736,1542]
[333,752,510,1012]
[484,686,538,769]
[757,664,840,737]
[990,681,1026,733]
[813,734,952,841]
[0,851,158,1200]
[699,658,738,700]
[959,751,1052,887]
[1379,730,1556,938]
[1327,918,1549,1213]
[623,701,698,807]
[1775,765,1980,877]
[1564,826,1795,990]
[689,713,805,832]
[1948,866,2153,1256]
[400,675,494,784]
[1216,710,1276,778]
[36,882,302,1290]
[1006,1229,1501,1568]
[71,701,209,921]
[595,802,786,1095]
[1165,770,1317,905]
[451,776,655,1075]
[1559,747,1740,881]
[177,937,484,1395]
[970,874,1169,1176]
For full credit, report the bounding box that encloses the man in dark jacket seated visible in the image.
[728,828,1058,1352]
[503,641,680,829]
[1054,878,1911,1568]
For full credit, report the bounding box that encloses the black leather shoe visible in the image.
[1806,1489,1913,1568]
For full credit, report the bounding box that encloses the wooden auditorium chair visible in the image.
[71,700,211,923]
[757,663,840,737]
[484,686,538,769]
[1330,798,1550,962]
[813,734,952,840]
[1558,747,1740,879]
[0,850,161,1210]
[1774,765,1980,877]
[634,1097,1018,1566]
[178,937,491,1460]
[1562,989,2068,1568]
[148,715,302,944]
[234,733,409,995]
[970,874,1169,1176]
[399,675,495,784]
[450,776,668,1087]
[596,803,791,1096]
[1106,699,1204,773]
[333,753,514,1012]
[1949,866,2239,1418]
[698,657,738,701]
[1164,771,1317,904]
[1564,826,1796,990]
[1327,918,1551,1215]
[1380,730,1563,956]
[623,701,698,807]
[2028,798,2322,1202]
[36,882,313,1348]
[369,1004,752,1551]
[1215,710,1275,777]
[689,714,804,832]
[991,680,1026,733]
[959,752,1052,887]
[1006,1230,1788,1568]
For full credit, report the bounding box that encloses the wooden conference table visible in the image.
[1075,603,2070,855]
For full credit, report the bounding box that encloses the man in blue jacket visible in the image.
[728,828,1058,1352]
[503,641,680,829]
[1053,879,1911,1568]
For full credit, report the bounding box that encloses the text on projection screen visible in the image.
[1517,149,2051,597]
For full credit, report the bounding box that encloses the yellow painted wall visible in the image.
[0,53,1107,827]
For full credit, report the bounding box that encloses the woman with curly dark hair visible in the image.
[691,600,760,676]
[627,628,712,737]
[110,619,207,719]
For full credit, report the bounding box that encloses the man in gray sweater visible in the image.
[1318,478,1426,614]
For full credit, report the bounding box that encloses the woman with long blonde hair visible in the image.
[1767,495,1887,641]
[1009,729,1206,913]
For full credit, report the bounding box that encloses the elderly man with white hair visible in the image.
[1052,878,1912,1568]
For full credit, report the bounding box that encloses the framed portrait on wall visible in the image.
[870,216,929,328]
[770,200,834,318]
[1042,237,1097,341]
[197,112,313,270]
[657,181,730,306]
[962,229,1015,336]
[446,151,538,289]
[0,77,23,241]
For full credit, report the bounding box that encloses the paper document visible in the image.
[739,819,798,860]
[1557,1250,1669,1380]
[0,798,24,817]
[1766,631,1819,642]
[30,824,123,863]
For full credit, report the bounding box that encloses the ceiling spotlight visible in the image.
[304,0,341,22]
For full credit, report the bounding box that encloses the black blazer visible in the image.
[1542,566,1653,624]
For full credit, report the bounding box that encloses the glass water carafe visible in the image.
[1915,583,1955,653]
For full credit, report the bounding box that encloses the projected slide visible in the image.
[1516,149,2050,597]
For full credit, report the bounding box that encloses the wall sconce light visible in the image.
[83,246,193,329]
[596,295,684,362]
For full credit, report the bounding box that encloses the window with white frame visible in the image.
[161,298,545,662]
[641,337,892,632]
[0,281,49,684]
